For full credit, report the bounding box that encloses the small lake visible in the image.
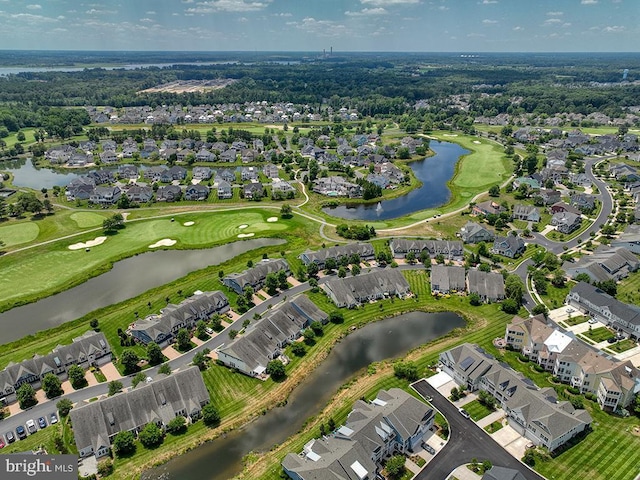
[322,141,469,221]
[0,238,284,343]
[144,310,465,480]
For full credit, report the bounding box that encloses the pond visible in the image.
[143,310,465,480]
[0,238,284,343]
[322,141,469,221]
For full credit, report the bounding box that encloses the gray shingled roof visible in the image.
[323,270,410,307]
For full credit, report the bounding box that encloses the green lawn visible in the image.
[582,326,615,343]
[484,420,503,434]
[617,270,640,305]
[605,339,637,354]
[535,404,640,480]
[70,211,109,228]
[447,136,509,189]
[0,221,40,247]
[461,399,494,421]
[565,315,588,327]
[539,281,574,310]
[0,208,301,311]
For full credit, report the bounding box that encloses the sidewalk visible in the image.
[447,465,482,480]
[476,410,504,429]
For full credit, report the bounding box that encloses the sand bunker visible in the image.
[473,140,481,144]
[149,239,177,248]
[238,224,249,229]
[238,233,255,238]
[266,217,278,222]
[121,212,130,221]
[68,236,107,250]
[183,221,195,226]
[443,134,458,137]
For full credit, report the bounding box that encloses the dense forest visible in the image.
[0,51,639,135]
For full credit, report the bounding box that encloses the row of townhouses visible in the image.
[0,331,111,405]
[390,239,464,261]
[217,296,327,378]
[282,388,434,480]
[322,270,411,308]
[298,243,375,269]
[566,282,640,340]
[440,343,593,452]
[130,291,230,347]
[505,314,640,411]
[561,246,639,283]
[431,265,506,303]
[222,258,290,295]
[72,367,209,459]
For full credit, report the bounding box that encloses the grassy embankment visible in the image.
[0,208,304,313]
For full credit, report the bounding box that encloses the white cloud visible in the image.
[26,4,41,10]
[189,0,272,12]
[482,19,497,24]
[272,12,292,17]
[86,9,117,15]
[513,25,523,31]
[345,8,387,16]
[603,25,625,32]
[146,11,156,15]
[467,32,485,37]
[140,18,154,23]
[581,0,598,4]
[0,12,57,23]
[289,17,347,37]
[546,11,563,16]
[481,0,498,3]
[438,6,449,11]
[543,18,562,25]
[360,0,418,6]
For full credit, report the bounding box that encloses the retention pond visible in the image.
[144,310,465,480]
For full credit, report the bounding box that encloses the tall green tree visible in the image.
[42,373,64,398]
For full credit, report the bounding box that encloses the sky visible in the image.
[0,0,637,52]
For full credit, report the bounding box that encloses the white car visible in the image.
[588,318,597,324]
[26,419,37,434]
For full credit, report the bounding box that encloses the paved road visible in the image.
[412,380,545,480]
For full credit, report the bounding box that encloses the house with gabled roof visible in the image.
[562,246,639,283]
[512,204,540,223]
[611,224,640,254]
[389,239,463,260]
[71,367,209,459]
[551,211,582,234]
[217,296,326,377]
[440,343,592,451]
[491,235,525,258]
[125,185,153,203]
[322,270,410,308]
[430,265,466,294]
[472,200,506,217]
[0,331,111,405]
[89,186,121,206]
[460,221,495,244]
[467,269,505,302]
[156,185,182,202]
[299,243,375,269]
[130,291,229,347]
[282,388,434,480]
[223,259,290,294]
[184,184,210,201]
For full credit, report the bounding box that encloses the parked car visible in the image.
[26,419,36,434]
[0,436,5,449]
[16,425,26,439]
[588,318,597,324]
[5,431,15,444]
[459,408,471,419]
[422,442,435,455]
[607,337,617,344]
[50,413,58,425]
[205,327,214,335]
[38,417,47,429]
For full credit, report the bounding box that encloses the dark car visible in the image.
[5,431,15,443]
[16,425,26,439]
[422,442,436,455]
[38,417,47,429]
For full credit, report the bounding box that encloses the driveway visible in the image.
[99,361,122,381]
[412,379,545,480]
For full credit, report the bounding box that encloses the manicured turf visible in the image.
[0,209,297,309]
[462,399,494,421]
[606,339,637,354]
[484,420,503,433]
[0,221,39,247]
[617,270,640,305]
[449,137,509,189]
[565,315,588,327]
[582,326,615,343]
[70,211,108,228]
[539,281,574,310]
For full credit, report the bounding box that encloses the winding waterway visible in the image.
[144,310,465,480]
[0,238,284,343]
[322,141,469,221]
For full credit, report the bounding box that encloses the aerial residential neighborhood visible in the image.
[1,19,640,480]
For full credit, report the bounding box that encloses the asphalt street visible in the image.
[412,380,545,480]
